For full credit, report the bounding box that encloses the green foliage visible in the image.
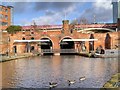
[6,25,22,34]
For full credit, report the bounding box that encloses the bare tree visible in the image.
[79,17,89,24]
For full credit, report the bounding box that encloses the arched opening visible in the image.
[25,43,31,53]
[31,31,34,35]
[105,33,111,49]
[40,38,53,55]
[30,46,34,52]
[89,34,94,52]
[22,37,25,40]
[80,41,86,52]
[60,37,74,49]
[60,37,75,55]
[31,37,34,40]
[13,46,17,53]
[40,38,52,49]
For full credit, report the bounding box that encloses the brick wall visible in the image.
[0,32,9,54]
[1,21,119,54]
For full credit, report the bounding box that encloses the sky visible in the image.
[2,0,114,26]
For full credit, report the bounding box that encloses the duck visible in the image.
[67,80,76,85]
[49,82,57,88]
[79,76,86,81]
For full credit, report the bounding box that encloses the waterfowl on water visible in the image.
[49,82,57,88]
[79,76,86,81]
[67,80,76,85]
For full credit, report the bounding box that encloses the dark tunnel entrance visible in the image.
[60,37,75,55]
[40,38,53,55]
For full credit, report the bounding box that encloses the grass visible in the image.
[102,73,120,88]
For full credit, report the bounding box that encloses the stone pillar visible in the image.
[85,41,89,52]
[28,42,31,53]
[74,43,78,52]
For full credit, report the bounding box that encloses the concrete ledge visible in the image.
[0,53,34,62]
[54,53,60,55]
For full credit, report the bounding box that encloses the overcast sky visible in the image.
[3,0,114,26]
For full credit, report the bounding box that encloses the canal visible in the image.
[1,55,118,88]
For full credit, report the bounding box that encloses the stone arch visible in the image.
[105,33,111,49]
[89,34,94,52]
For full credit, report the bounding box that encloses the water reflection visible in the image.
[1,55,118,88]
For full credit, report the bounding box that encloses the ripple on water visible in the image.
[2,56,118,88]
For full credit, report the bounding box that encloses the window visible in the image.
[5,9,8,13]
[70,29,73,34]
[2,14,4,19]
[22,31,25,34]
[0,14,2,19]
[31,32,34,34]
[31,37,34,40]
[0,14,4,19]
[0,7,2,11]
[2,22,8,26]
[22,37,25,40]
[5,15,8,20]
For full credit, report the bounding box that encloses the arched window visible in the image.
[31,37,34,40]
[22,37,25,40]
[89,34,94,52]
[13,46,17,53]
[22,30,25,34]
[31,32,34,34]
[105,33,111,49]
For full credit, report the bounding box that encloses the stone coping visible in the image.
[0,53,37,62]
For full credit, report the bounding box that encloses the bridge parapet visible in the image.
[75,24,117,29]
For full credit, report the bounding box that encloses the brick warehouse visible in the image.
[0,5,13,31]
[0,5,13,55]
[4,20,119,55]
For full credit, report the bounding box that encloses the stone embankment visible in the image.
[0,53,40,62]
[102,73,120,89]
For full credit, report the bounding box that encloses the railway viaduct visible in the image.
[3,20,119,55]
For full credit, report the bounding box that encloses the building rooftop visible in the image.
[22,23,117,30]
[0,5,13,8]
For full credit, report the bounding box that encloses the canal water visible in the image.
[1,55,118,88]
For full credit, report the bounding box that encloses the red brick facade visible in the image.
[5,20,118,55]
[1,20,119,55]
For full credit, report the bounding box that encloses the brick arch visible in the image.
[59,36,74,43]
[40,36,54,47]
[59,36,75,49]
